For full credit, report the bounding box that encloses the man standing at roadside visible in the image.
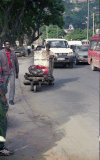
[0,40,19,105]
[41,43,57,75]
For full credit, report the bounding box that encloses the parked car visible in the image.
[44,38,74,68]
[0,46,4,50]
[13,46,26,56]
[88,34,100,71]
[74,45,89,65]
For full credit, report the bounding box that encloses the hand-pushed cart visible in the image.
[23,50,55,92]
[24,72,54,92]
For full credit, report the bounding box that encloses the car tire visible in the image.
[91,60,97,71]
[69,62,73,68]
[74,57,78,65]
[34,85,37,92]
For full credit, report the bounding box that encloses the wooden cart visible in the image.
[24,72,54,92]
[23,51,54,92]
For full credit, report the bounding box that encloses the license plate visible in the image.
[80,58,83,60]
[57,58,65,60]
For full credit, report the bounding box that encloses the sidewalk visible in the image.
[1,79,38,160]
[0,78,69,160]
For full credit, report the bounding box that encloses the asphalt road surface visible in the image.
[18,56,99,160]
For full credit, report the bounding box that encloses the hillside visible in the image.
[63,0,99,29]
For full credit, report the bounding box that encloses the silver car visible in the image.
[74,45,89,65]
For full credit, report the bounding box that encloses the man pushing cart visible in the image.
[24,43,57,92]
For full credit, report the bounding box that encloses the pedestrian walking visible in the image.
[0,40,19,105]
[0,76,14,156]
[27,46,31,56]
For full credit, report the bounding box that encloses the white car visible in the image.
[44,38,74,68]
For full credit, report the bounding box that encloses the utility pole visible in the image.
[46,26,48,38]
[93,13,94,36]
[87,0,89,44]
[57,26,58,38]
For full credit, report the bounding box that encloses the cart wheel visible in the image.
[34,85,37,92]
[38,86,41,91]
[49,81,52,85]
[31,85,34,91]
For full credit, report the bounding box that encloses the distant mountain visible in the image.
[63,0,99,29]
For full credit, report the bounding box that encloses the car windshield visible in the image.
[46,40,68,48]
[77,45,88,51]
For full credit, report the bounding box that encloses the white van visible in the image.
[44,38,74,68]
[68,40,82,46]
[81,39,89,45]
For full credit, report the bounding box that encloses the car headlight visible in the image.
[69,52,73,56]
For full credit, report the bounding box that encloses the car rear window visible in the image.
[82,41,87,44]
[36,46,43,50]
[89,40,97,50]
[77,45,88,51]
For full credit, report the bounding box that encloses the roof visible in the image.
[45,38,67,41]
[68,41,82,45]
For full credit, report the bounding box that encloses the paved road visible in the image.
[17,56,99,160]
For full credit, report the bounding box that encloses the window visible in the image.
[36,46,42,50]
[47,40,68,48]
[89,40,97,50]
[96,40,100,51]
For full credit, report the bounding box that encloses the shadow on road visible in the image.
[54,63,89,69]
[40,77,80,92]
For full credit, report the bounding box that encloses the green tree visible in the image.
[0,0,65,46]
[41,25,66,40]
[66,28,94,41]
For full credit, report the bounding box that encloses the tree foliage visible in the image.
[65,28,94,41]
[41,25,66,40]
[0,0,65,46]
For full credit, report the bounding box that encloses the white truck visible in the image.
[44,38,74,68]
